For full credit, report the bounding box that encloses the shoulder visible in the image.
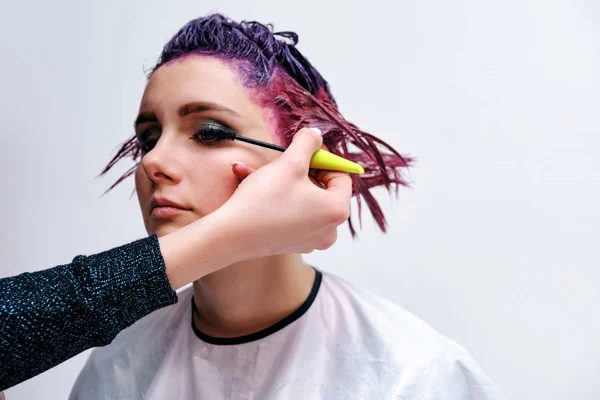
[322,273,492,365]
[318,272,503,398]
[319,272,454,360]
[392,353,505,399]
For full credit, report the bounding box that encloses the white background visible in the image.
[1,1,598,399]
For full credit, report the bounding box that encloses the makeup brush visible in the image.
[200,122,365,174]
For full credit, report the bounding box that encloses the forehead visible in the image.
[140,55,260,115]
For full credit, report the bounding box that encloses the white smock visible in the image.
[70,270,504,399]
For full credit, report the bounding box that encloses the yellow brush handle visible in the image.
[309,149,364,174]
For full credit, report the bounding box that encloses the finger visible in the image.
[231,161,257,181]
[280,128,323,174]
[317,170,353,198]
[308,174,326,189]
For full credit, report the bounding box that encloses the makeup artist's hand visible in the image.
[223,127,352,258]
[159,127,353,289]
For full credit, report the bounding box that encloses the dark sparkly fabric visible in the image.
[0,235,178,391]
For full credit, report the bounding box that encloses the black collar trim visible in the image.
[191,269,322,345]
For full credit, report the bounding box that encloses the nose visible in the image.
[140,136,183,186]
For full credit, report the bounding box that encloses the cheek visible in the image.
[194,154,242,211]
[134,165,151,209]
[192,148,264,214]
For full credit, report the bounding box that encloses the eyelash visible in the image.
[192,120,233,145]
[138,120,233,155]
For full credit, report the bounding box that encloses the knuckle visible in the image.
[338,205,351,223]
[322,232,338,250]
[315,242,327,251]
[340,176,353,194]
[343,173,353,187]
[316,231,337,250]
[329,204,350,225]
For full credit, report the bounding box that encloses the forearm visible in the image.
[0,236,176,391]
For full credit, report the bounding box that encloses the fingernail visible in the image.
[309,127,323,136]
[231,161,247,168]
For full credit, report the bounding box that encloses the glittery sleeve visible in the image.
[0,235,178,391]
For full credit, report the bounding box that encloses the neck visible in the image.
[192,253,315,338]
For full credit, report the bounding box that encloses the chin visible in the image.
[146,216,201,238]
[148,227,171,238]
[146,221,181,238]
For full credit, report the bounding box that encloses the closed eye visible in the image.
[137,128,161,155]
[191,120,236,145]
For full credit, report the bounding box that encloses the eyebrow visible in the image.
[134,101,240,127]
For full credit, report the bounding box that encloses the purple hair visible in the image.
[102,14,414,236]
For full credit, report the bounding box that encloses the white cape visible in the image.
[70,271,503,399]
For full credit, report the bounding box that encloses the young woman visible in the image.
[70,14,503,399]
[0,128,348,392]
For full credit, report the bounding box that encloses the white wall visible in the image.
[1,1,598,399]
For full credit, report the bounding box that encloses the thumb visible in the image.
[280,127,323,174]
[231,161,257,181]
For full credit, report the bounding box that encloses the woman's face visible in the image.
[134,56,278,237]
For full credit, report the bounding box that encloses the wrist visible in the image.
[158,210,241,290]
[204,206,253,263]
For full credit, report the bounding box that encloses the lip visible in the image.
[150,197,191,218]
